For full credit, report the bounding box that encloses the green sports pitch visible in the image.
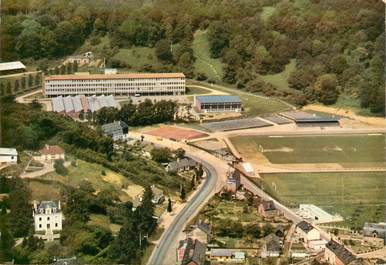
[231,134,385,167]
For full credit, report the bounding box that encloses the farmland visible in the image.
[258,172,386,228]
[230,134,386,167]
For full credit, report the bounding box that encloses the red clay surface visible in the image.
[145,127,208,141]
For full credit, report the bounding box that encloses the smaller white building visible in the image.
[0,148,18,164]
[296,221,321,243]
[33,201,63,241]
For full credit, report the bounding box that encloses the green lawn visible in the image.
[259,172,386,228]
[259,59,297,92]
[186,85,212,95]
[231,134,386,167]
[88,214,122,235]
[192,30,224,82]
[112,47,160,69]
[188,81,292,116]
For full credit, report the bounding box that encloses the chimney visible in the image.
[58,201,61,210]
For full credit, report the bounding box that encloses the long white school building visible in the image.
[43,73,186,97]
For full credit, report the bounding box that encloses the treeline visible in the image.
[0,72,42,97]
[2,0,384,113]
[92,99,177,126]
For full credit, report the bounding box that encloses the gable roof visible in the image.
[296,221,315,233]
[0,148,17,156]
[101,121,128,135]
[265,233,282,252]
[261,200,276,211]
[326,240,356,265]
[181,239,206,265]
[168,158,197,171]
[40,145,65,155]
[197,220,212,235]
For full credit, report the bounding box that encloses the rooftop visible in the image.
[196,95,241,104]
[326,240,356,265]
[261,200,276,211]
[0,148,18,156]
[296,221,315,233]
[39,145,65,156]
[45,72,185,81]
[101,121,129,134]
[0,61,26,71]
[167,158,197,171]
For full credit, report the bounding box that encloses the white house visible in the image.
[295,221,321,243]
[34,145,65,162]
[33,201,63,241]
[0,148,18,164]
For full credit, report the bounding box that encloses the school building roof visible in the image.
[45,72,185,81]
[196,95,241,104]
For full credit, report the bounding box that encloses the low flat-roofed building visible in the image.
[0,61,26,75]
[195,95,242,113]
[279,111,340,127]
[209,248,245,263]
[297,204,343,224]
[0,148,18,164]
[101,121,129,141]
[44,72,186,97]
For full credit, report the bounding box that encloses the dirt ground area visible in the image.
[191,139,227,151]
[102,171,127,187]
[122,184,144,199]
[302,104,386,127]
[145,126,208,141]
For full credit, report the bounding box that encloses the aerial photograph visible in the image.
[0,0,385,264]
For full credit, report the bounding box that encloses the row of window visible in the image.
[47,78,185,83]
[47,82,184,87]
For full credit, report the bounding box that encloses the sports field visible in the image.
[259,172,385,228]
[231,134,385,167]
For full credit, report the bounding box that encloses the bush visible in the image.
[54,159,68,176]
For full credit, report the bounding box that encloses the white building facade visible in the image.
[33,201,63,240]
[44,73,186,97]
[0,148,18,164]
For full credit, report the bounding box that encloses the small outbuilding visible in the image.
[101,121,129,141]
[0,148,18,164]
[0,61,26,75]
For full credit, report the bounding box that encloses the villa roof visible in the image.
[39,145,65,155]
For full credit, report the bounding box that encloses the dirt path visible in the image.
[302,104,386,127]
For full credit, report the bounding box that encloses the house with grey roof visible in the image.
[295,221,320,243]
[258,200,278,218]
[261,234,282,258]
[33,201,63,241]
[101,121,129,141]
[0,148,18,164]
[324,240,357,265]
[177,238,206,265]
[166,158,198,173]
[209,248,246,263]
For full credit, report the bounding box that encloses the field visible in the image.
[112,47,160,69]
[192,30,224,82]
[230,134,386,167]
[188,81,291,116]
[186,86,212,95]
[259,172,386,228]
[145,126,208,141]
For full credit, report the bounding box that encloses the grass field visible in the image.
[188,81,291,116]
[231,134,386,167]
[186,86,212,95]
[259,59,297,93]
[192,30,224,82]
[259,172,386,228]
[112,47,160,69]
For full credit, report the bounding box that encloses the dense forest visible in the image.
[1,0,384,113]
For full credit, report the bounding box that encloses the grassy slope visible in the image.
[260,172,385,227]
[112,47,160,69]
[189,80,292,116]
[231,134,385,166]
[192,30,224,82]
[259,59,297,93]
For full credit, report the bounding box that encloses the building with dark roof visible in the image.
[279,111,340,127]
[324,240,356,265]
[258,200,278,218]
[261,233,282,258]
[295,221,321,243]
[101,121,129,141]
[166,158,198,173]
[177,238,206,265]
[195,95,242,113]
[33,201,63,241]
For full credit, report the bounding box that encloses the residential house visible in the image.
[34,145,65,162]
[261,234,282,258]
[65,55,91,65]
[225,168,241,193]
[166,158,198,173]
[0,148,18,164]
[177,238,206,265]
[295,221,321,243]
[101,121,129,141]
[324,240,356,265]
[209,249,246,263]
[33,201,63,241]
[191,220,212,244]
[258,200,278,218]
[151,186,164,204]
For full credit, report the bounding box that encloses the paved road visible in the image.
[147,157,219,265]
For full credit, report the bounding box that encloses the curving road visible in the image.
[147,156,219,265]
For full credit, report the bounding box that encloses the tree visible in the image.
[174,148,185,159]
[28,74,33,88]
[14,79,20,92]
[54,159,68,176]
[314,74,339,105]
[180,185,186,201]
[167,198,172,212]
[137,186,155,235]
[6,82,11,95]
[21,77,26,90]
[0,223,14,261]
[150,147,172,163]
[109,218,139,263]
[190,175,195,189]
[155,39,172,62]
